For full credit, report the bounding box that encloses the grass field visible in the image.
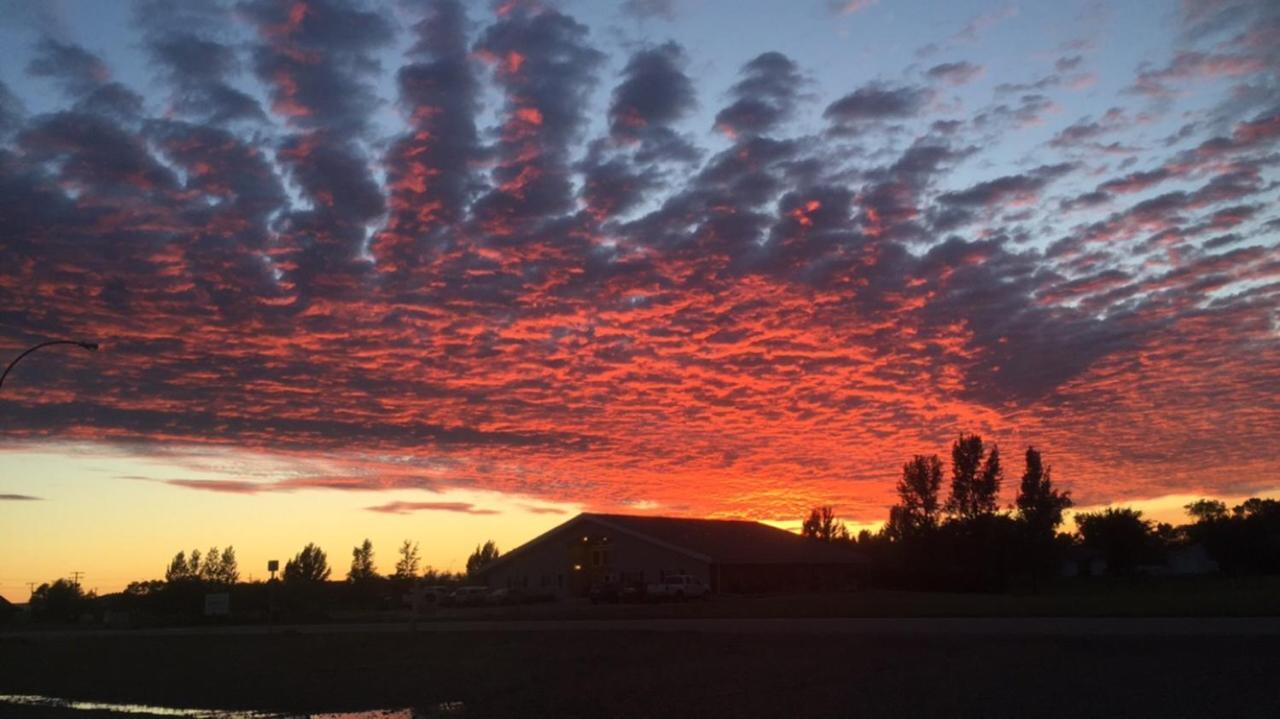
[4,581,1279,717]
[413,578,1280,621]
[3,628,1280,718]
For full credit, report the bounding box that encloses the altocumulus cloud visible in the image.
[0,0,1277,523]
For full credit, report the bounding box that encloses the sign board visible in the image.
[203,592,230,617]
[267,560,279,572]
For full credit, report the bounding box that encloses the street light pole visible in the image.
[0,340,99,391]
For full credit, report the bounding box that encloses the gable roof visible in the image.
[476,512,865,575]
[586,513,867,565]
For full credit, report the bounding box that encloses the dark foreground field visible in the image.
[4,624,1280,718]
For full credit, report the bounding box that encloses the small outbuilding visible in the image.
[475,512,867,597]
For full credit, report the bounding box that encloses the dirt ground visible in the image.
[3,625,1280,718]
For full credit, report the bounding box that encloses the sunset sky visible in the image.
[1,0,1277,598]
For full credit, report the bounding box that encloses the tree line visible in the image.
[20,537,504,624]
[801,434,1279,589]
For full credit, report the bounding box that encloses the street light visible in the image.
[0,340,99,391]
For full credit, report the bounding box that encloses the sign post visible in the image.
[267,560,279,629]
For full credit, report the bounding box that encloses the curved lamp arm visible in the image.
[0,340,99,391]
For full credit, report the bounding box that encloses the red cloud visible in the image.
[365,501,500,515]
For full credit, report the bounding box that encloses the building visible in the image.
[474,513,867,597]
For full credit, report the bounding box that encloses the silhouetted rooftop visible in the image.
[583,513,866,565]
[480,513,867,574]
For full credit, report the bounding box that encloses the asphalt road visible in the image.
[9,615,1280,639]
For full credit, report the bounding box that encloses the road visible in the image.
[8,615,1280,639]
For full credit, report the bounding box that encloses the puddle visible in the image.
[0,694,464,718]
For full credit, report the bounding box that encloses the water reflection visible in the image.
[0,694,464,718]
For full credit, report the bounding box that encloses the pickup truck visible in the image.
[645,574,709,600]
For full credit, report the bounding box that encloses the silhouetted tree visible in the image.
[884,454,943,541]
[1184,497,1280,574]
[284,543,331,583]
[1185,499,1228,522]
[1014,447,1073,589]
[802,506,850,542]
[1015,447,1072,533]
[218,547,240,584]
[198,547,222,583]
[349,539,379,582]
[165,547,238,585]
[947,434,1003,520]
[394,540,421,580]
[29,578,94,623]
[466,540,500,574]
[165,551,193,582]
[976,445,1002,515]
[195,546,239,585]
[1075,508,1154,574]
[125,580,164,597]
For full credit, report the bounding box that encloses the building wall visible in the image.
[712,562,862,593]
[479,518,710,598]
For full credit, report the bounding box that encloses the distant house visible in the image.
[1060,548,1108,578]
[1153,543,1220,576]
[474,513,867,596]
[1061,543,1221,578]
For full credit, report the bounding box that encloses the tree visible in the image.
[284,543,331,583]
[125,580,165,597]
[1015,447,1072,534]
[946,434,1001,520]
[165,546,238,585]
[198,546,223,583]
[1013,447,1073,589]
[215,546,240,585]
[29,578,94,623]
[802,506,849,542]
[466,540,500,574]
[349,539,379,582]
[1185,499,1228,522]
[165,551,193,582]
[394,540,421,580]
[976,445,1003,516]
[884,454,943,540]
[1185,497,1280,574]
[1075,508,1154,574]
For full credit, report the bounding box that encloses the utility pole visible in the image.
[69,571,84,587]
[26,581,36,596]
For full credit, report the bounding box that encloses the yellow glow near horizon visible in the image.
[4,442,1277,602]
[0,444,579,600]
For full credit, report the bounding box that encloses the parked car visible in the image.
[589,581,621,604]
[415,585,453,605]
[449,586,491,607]
[485,587,525,605]
[405,584,452,610]
[645,574,708,601]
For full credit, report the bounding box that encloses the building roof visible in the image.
[478,512,866,574]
